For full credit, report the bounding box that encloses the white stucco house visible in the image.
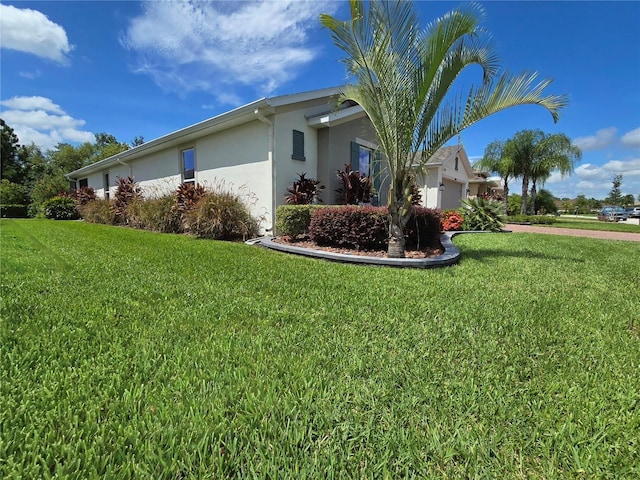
[67,86,480,232]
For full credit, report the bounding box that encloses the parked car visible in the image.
[624,206,640,218]
[597,206,627,222]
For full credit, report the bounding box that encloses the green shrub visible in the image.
[42,196,80,220]
[127,196,182,233]
[275,204,326,237]
[0,204,29,218]
[186,191,259,240]
[309,206,388,250]
[0,179,27,205]
[78,199,117,224]
[460,197,505,232]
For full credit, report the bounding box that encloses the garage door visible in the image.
[441,180,464,210]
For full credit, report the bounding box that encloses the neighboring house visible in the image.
[67,86,477,232]
[468,170,503,200]
[414,145,476,211]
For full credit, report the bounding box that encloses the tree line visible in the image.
[1,118,142,216]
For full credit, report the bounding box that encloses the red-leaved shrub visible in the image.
[405,207,442,249]
[309,206,388,250]
[442,210,464,231]
[308,205,442,251]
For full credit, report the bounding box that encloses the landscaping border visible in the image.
[259,231,507,268]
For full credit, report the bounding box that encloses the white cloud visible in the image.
[0,4,73,64]
[1,96,65,115]
[548,158,640,200]
[19,70,42,80]
[121,0,337,105]
[0,96,94,150]
[621,127,640,149]
[573,127,617,151]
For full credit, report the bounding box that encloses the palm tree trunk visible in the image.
[387,185,408,258]
[387,215,406,258]
[530,180,537,215]
[502,177,510,212]
[520,174,529,215]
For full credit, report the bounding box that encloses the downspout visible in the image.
[254,109,275,233]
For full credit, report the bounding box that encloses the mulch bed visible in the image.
[272,236,444,259]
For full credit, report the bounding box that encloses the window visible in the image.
[104,173,110,200]
[292,130,305,161]
[79,178,88,189]
[350,141,381,205]
[181,148,195,183]
[454,156,459,171]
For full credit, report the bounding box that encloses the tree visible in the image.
[131,136,145,147]
[527,132,581,214]
[605,174,623,205]
[533,188,557,214]
[484,130,580,215]
[1,119,26,184]
[321,0,567,257]
[474,140,515,211]
[621,194,635,207]
[574,194,589,214]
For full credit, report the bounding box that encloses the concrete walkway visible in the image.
[506,224,640,242]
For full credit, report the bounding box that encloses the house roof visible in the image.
[424,145,461,166]
[67,86,347,178]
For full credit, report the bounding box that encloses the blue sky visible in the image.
[1,0,639,201]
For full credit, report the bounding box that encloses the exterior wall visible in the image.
[132,149,182,197]
[273,107,319,209]
[195,120,272,229]
[316,117,381,205]
[420,166,442,209]
[77,120,272,232]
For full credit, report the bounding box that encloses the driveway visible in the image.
[506,224,640,242]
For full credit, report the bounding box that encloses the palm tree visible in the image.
[321,0,568,257]
[501,130,580,214]
[528,133,581,214]
[474,140,516,211]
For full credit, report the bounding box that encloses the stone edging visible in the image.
[258,231,508,268]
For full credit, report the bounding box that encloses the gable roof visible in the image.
[67,86,348,178]
[412,144,474,178]
[425,145,461,166]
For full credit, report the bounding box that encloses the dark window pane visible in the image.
[182,148,195,180]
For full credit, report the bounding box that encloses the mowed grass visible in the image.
[550,216,640,233]
[1,219,639,479]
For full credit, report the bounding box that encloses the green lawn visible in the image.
[551,216,640,233]
[1,219,639,479]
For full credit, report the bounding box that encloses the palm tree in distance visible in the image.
[321,0,568,257]
[528,132,581,214]
[474,140,516,211]
[477,131,580,215]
